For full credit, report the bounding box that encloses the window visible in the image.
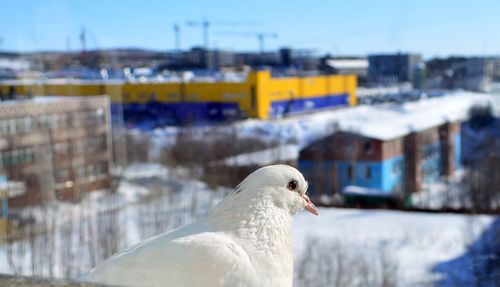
[364,166,372,180]
[72,113,83,128]
[39,115,48,129]
[23,117,34,132]
[54,142,69,154]
[55,169,71,183]
[0,119,9,135]
[392,159,401,175]
[8,118,17,134]
[347,164,354,180]
[58,114,69,128]
[363,141,373,155]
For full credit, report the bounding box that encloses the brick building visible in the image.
[0,96,112,207]
[299,121,461,200]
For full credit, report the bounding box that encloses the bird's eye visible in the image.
[288,180,298,191]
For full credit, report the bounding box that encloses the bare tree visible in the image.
[295,238,398,287]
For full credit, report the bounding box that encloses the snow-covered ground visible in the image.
[293,208,495,286]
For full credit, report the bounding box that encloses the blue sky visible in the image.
[1,0,499,58]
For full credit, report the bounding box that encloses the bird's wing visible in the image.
[84,222,257,287]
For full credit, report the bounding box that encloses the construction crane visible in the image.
[216,32,278,54]
[254,32,278,54]
[185,18,258,49]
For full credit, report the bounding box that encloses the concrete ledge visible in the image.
[0,274,110,287]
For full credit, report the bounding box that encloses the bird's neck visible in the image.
[206,192,295,283]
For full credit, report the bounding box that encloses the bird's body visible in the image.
[84,165,317,287]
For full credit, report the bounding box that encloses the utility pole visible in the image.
[173,24,181,51]
[203,18,209,50]
[80,27,87,66]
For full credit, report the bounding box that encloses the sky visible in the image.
[1,0,499,59]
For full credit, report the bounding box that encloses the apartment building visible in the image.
[0,96,112,207]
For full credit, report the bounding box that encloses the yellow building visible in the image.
[0,71,356,124]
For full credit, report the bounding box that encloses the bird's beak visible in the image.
[301,193,319,216]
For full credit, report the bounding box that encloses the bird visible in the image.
[83,164,318,287]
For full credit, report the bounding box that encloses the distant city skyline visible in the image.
[1,0,500,59]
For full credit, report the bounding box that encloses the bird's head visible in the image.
[236,165,319,216]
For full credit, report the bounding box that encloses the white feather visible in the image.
[84,165,316,287]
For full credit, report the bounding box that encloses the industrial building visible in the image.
[299,120,461,203]
[0,96,112,207]
[368,53,423,86]
[426,56,500,92]
[320,56,368,85]
[1,70,357,126]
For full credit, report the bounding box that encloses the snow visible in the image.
[325,59,368,69]
[222,144,299,166]
[0,58,31,71]
[342,185,392,197]
[118,162,168,180]
[409,170,470,210]
[292,208,495,286]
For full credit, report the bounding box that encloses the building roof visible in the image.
[325,59,368,70]
[334,92,491,140]
[276,92,492,142]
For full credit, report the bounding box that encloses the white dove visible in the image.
[83,164,318,287]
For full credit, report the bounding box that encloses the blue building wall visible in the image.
[299,155,404,197]
[298,160,336,196]
[269,93,349,118]
[111,101,242,127]
[454,133,461,169]
[381,156,405,193]
[111,93,350,127]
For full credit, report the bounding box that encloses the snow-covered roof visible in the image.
[334,92,492,140]
[325,59,368,69]
[236,92,493,145]
[0,95,107,106]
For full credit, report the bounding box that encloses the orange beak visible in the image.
[301,193,319,216]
